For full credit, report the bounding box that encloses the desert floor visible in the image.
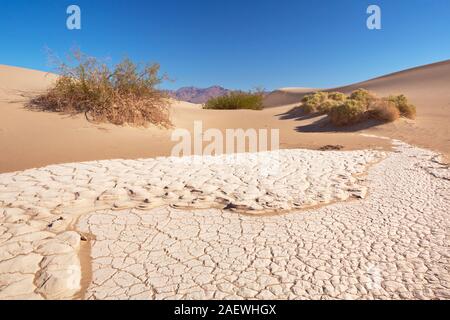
[0,62,449,299]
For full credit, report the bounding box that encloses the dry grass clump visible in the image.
[28,50,171,127]
[203,90,264,110]
[369,100,400,122]
[300,89,416,126]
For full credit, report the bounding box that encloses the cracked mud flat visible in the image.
[0,140,449,299]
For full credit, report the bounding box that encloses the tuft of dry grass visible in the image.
[27,50,171,127]
[369,100,400,122]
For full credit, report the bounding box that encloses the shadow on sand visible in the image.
[276,106,320,121]
[276,106,387,133]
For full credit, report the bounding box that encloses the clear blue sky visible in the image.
[0,0,449,90]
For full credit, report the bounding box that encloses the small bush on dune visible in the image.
[349,88,376,109]
[28,50,171,127]
[203,91,264,110]
[328,99,367,126]
[387,94,416,119]
[301,91,348,114]
[301,91,329,113]
[327,92,347,102]
[301,89,416,126]
[369,100,400,122]
[316,99,341,114]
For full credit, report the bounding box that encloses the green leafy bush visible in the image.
[328,99,366,126]
[349,88,376,109]
[387,94,416,119]
[301,92,329,113]
[301,89,416,126]
[327,92,347,102]
[203,91,264,110]
[28,50,171,127]
[317,99,341,113]
[301,91,349,114]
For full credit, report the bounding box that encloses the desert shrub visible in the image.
[387,94,416,119]
[349,89,376,109]
[203,91,264,110]
[301,92,329,113]
[298,89,417,126]
[302,91,350,114]
[369,100,400,122]
[327,92,347,102]
[328,99,366,126]
[27,50,171,127]
[317,99,341,113]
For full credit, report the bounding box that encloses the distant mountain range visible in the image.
[166,86,231,104]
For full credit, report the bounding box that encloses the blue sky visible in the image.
[0,0,449,90]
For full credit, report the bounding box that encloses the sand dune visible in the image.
[264,60,450,159]
[264,60,450,107]
[263,87,318,107]
[0,64,58,93]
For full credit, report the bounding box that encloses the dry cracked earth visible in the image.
[0,139,449,300]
